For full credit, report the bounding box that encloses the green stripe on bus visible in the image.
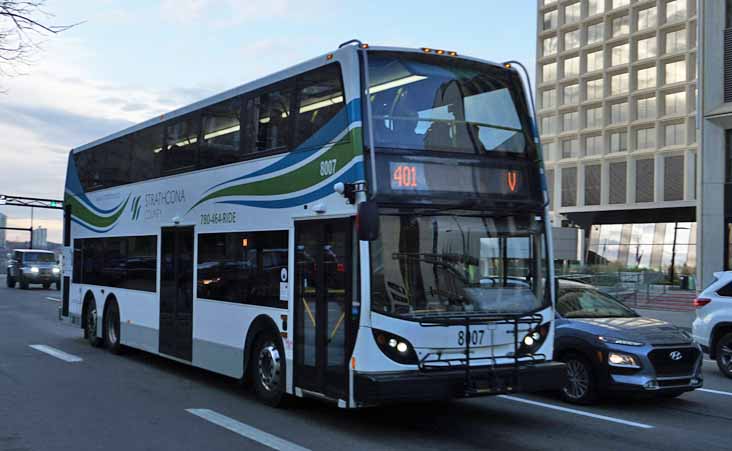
[65,194,130,229]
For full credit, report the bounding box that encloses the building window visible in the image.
[610,131,628,152]
[543,0,557,5]
[665,91,687,116]
[666,0,686,23]
[586,134,603,155]
[562,138,579,158]
[636,127,656,150]
[637,66,657,90]
[543,36,558,56]
[612,15,630,37]
[541,115,557,135]
[562,111,579,132]
[586,49,603,72]
[612,0,630,8]
[564,83,580,104]
[727,0,732,28]
[586,106,603,128]
[545,140,558,160]
[638,6,657,29]
[611,43,630,66]
[543,62,557,82]
[637,37,657,60]
[561,167,578,207]
[611,102,629,123]
[586,78,603,100]
[587,22,604,44]
[543,9,558,30]
[585,164,602,206]
[664,155,685,201]
[666,29,687,53]
[541,88,557,109]
[564,56,580,78]
[637,96,657,120]
[609,162,628,204]
[635,159,655,203]
[588,0,604,16]
[564,30,580,51]
[611,72,629,95]
[665,122,685,146]
[565,2,581,24]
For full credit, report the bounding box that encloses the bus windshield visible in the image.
[370,211,548,319]
[368,52,529,154]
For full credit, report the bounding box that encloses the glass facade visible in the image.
[588,222,696,273]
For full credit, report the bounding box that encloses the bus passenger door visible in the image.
[159,226,194,361]
[294,219,353,400]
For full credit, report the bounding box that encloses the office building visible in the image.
[698,0,732,286]
[536,0,698,275]
[32,227,47,249]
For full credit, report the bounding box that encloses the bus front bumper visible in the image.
[354,361,567,403]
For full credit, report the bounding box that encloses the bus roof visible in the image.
[70,43,508,156]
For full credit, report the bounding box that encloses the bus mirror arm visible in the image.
[334,182,365,205]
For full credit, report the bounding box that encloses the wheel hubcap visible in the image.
[720,344,732,374]
[87,308,97,338]
[257,342,281,392]
[107,310,117,344]
[564,359,589,400]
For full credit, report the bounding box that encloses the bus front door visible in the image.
[159,226,194,361]
[294,219,353,400]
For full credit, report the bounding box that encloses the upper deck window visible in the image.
[368,52,529,155]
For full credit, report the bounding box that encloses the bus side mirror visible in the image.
[357,201,379,242]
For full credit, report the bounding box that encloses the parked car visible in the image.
[691,271,732,379]
[554,279,703,404]
[6,249,61,290]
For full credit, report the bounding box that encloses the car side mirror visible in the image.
[357,200,380,242]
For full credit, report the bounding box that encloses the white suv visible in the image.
[692,271,732,379]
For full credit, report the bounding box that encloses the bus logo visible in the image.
[507,171,519,193]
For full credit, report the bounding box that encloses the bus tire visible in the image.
[84,296,103,348]
[251,332,286,407]
[104,299,123,355]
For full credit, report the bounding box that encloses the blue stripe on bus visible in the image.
[203,98,361,195]
[65,158,126,215]
[217,162,363,209]
[70,216,118,234]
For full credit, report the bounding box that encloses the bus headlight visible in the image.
[518,324,549,355]
[373,329,418,365]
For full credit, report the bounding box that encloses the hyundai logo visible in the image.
[669,351,683,361]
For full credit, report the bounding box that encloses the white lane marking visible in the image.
[187,409,310,451]
[698,388,732,397]
[498,395,654,429]
[45,297,61,302]
[29,345,83,363]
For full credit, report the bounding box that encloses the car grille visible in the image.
[648,347,699,377]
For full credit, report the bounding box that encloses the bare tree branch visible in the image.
[0,1,81,84]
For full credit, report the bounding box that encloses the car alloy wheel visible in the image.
[717,334,732,378]
[564,358,590,401]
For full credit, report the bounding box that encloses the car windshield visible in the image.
[370,212,548,319]
[557,287,638,318]
[23,253,55,263]
[367,52,529,154]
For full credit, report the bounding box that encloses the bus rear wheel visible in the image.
[104,301,123,354]
[251,332,286,407]
[84,300,103,347]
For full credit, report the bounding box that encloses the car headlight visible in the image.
[52,267,60,274]
[608,351,641,369]
[30,267,39,274]
[598,336,644,346]
[372,329,418,364]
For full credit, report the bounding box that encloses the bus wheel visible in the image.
[85,300,103,347]
[104,300,123,354]
[252,332,286,407]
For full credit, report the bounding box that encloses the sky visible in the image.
[0,0,537,243]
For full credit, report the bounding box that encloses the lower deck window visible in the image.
[197,231,288,308]
[73,236,157,292]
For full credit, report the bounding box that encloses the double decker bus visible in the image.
[61,41,565,407]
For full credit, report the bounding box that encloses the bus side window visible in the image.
[199,97,243,169]
[294,63,347,150]
[243,87,292,154]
